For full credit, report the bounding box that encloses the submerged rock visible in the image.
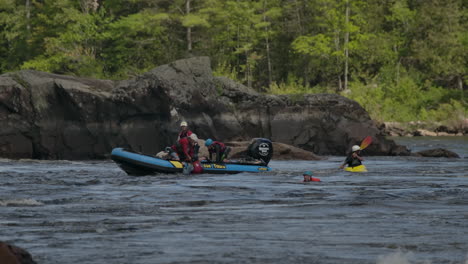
[0,57,408,159]
[0,241,37,264]
[413,148,460,158]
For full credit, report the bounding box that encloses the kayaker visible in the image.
[339,145,364,169]
[303,171,320,182]
[172,133,199,162]
[177,121,193,140]
[205,138,231,163]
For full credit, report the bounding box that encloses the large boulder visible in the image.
[0,57,409,159]
[0,241,37,264]
[413,148,460,158]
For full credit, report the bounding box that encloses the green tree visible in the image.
[410,0,467,92]
[0,0,33,72]
[100,10,170,78]
[20,0,104,76]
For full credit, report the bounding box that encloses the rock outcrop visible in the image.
[413,148,460,158]
[0,242,37,264]
[0,57,409,159]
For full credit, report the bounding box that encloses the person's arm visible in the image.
[339,156,350,169]
[192,143,199,161]
[215,145,222,163]
[182,143,191,161]
[208,149,213,161]
[352,152,364,161]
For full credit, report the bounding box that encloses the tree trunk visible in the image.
[344,0,349,91]
[25,0,31,32]
[186,0,192,52]
[458,75,465,103]
[335,30,342,92]
[294,0,303,34]
[246,51,252,88]
[263,0,272,86]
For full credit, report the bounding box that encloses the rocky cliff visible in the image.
[0,57,409,159]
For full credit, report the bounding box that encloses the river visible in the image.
[1,136,467,264]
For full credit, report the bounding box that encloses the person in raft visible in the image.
[177,121,193,140]
[205,138,231,163]
[303,171,320,182]
[339,145,364,169]
[172,133,199,162]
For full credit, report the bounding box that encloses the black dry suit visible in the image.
[344,151,362,167]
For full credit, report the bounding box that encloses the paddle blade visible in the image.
[360,136,373,150]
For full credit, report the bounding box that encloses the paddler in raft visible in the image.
[177,121,193,140]
[171,133,199,162]
[339,145,367,172]
[204,138,231,163]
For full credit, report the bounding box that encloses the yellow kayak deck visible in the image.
[344,165,367,172]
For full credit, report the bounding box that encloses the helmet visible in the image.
[205,138,213,146]
[352,145,361,152]
[180,121,188,127]
[303,171,313,176]
[189,133,198,141]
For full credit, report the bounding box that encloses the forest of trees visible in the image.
[0,0,466,127]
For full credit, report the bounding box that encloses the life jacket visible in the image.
[345,152,362,167]
[208,141,226,153]
[178,129,193,140]
[171,137,194,159]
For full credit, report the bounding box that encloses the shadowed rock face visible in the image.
[0,57,409,159]
[0,241,37,264]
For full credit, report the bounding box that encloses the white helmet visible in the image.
[352,145,361,152]
[189,133,198,141]
[180,121,188,127]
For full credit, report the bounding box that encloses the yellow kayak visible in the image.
[345,165,367,172]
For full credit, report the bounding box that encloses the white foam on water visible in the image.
[376,251,415,264]
[0,198,44,207]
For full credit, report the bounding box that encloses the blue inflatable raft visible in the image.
[111,139,273,176]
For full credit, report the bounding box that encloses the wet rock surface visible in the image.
[0,57,408,159]
[413,148,460,158]
[0,241,37,264]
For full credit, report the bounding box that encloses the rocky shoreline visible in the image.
[380,121,467,137]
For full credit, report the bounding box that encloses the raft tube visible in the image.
[111,148,271,176]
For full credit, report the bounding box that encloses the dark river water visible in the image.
[1,137,467,264]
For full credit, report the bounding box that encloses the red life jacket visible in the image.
[171,137,194,159]
[178,129,193,140]
[208,141,226,153]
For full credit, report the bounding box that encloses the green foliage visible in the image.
[292,34,333,57]
[267,74,332,95]
[100,11,171,78]
[181,14,209,28]
[344,77,467,126]
[0,0,466,126]
[427,100,466,128]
